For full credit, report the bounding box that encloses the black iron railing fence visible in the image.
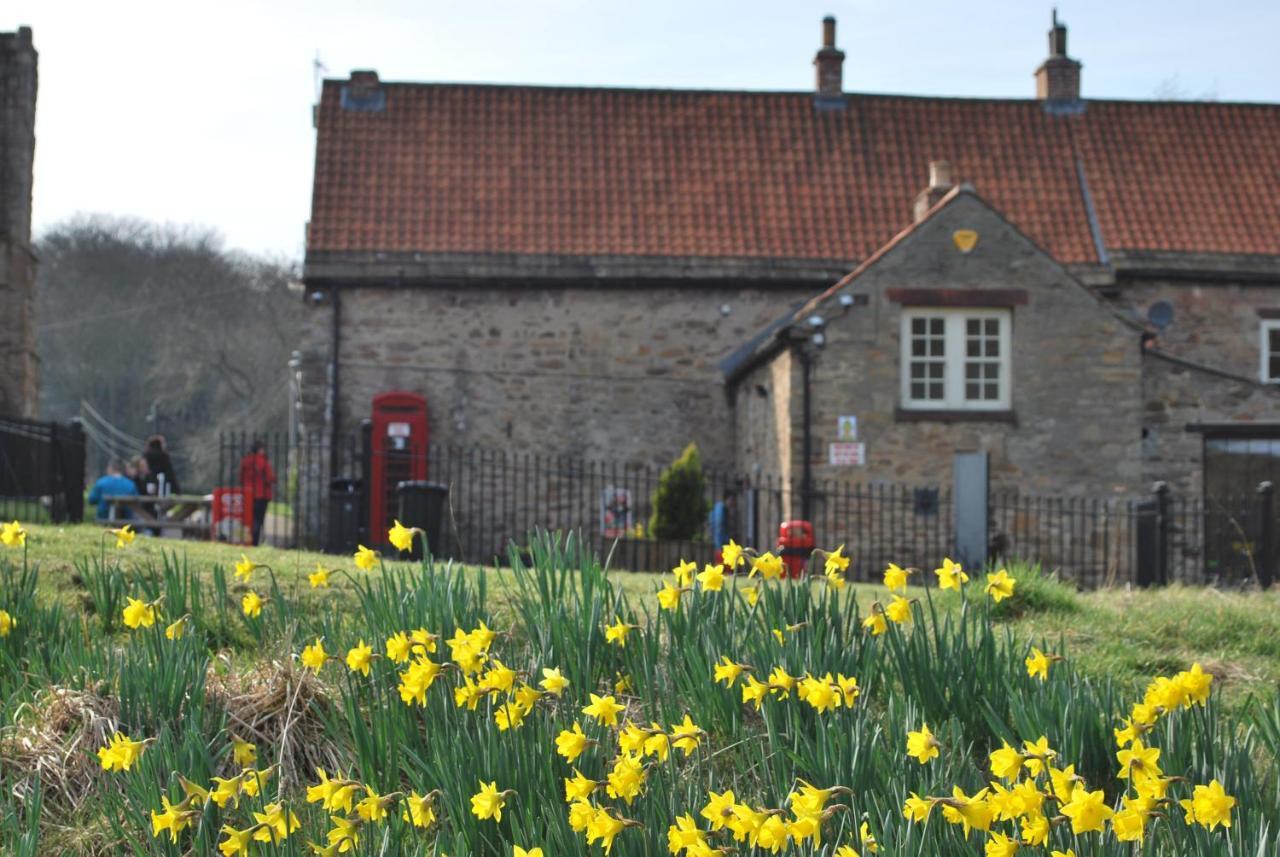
[213,432,1275,589]
[0,416,86,524]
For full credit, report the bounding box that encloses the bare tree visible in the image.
[36,215,302,488]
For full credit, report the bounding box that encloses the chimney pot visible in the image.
[822,15,836,48]
[813,16,846,108]
[929,160,953,189]
[914,161,956,222]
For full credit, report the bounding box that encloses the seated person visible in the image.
[87,460,138,521]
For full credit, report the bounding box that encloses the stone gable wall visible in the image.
[741,194,1146,498]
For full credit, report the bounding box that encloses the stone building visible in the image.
[300,14,1280,507]
[0,27,38,419]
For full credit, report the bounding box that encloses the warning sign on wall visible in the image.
[828,442,866,466]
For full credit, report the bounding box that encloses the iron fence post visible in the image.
[1257,481,1275,589]
[1153,481,1170,587]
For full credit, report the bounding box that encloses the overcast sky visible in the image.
[8,0,1278,259]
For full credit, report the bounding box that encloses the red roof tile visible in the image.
[307,82,1280,266]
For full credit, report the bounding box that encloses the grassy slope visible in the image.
[19,522,1280,708]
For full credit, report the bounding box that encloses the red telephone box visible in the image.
[369,392,429,545]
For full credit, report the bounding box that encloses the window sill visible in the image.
[895,408,1017,424]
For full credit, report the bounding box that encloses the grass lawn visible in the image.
[21,522,1280,711]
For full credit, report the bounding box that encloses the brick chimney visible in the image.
[1034,10,1082,109]
[341,69,385,112]
[913,161,954,222]
[813,16,846,109]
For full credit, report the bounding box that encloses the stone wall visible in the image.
[1140,350,1280,497]
[1116,278,1280,383]
[0,28,38,418]
[741,192,1147,498]
[301,283,812,471]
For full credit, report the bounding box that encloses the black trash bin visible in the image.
[395,480,449,560]
[326,478,363,555]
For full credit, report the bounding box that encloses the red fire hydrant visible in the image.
[777,520,814,578]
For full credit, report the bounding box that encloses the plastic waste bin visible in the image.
[395,480,449,560]
[326,478,363,555]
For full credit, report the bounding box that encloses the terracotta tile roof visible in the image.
[307,82,1280,266]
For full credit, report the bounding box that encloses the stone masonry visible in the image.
[0,28,38,418]
[299,283,815,471]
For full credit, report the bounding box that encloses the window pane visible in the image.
[929,338,944,357]
[983,385,998,400]
[911,382,925,399]
[984,363,998,380]
[1270,329,1280,351]
[929,382,944,399]
[912,318,926,335]
[966,340,980,357]
[911,339,926,357]
[966,382,980,399]
[967,319,980,336]
[928,363,944,380]
[985,339,998,357]
[930,319,944,336]
[985,319,998,336]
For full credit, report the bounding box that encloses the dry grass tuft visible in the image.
[0,684,119,812]
[205,656,342,788]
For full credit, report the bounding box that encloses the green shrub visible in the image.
[647,443,710,540]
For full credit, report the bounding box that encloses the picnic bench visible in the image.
[104,494,213,538]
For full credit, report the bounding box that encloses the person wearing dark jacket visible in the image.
[143,435,179,496]
[238,440,276,546]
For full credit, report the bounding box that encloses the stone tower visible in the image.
[0,27,38,418]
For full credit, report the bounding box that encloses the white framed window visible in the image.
[1261,320,1280,383]
[900,308,1012,410]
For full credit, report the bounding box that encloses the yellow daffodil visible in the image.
[402,790,439,828]
[514,847,544,857]
[97,732,150,772]
[1060,787,1113,834]
[388,519,419,553]
[1025,646,1063,681]
[346,640,374,676]
[353,544,378,571]
[251,802,301,843]
[696,563,725,592]
[657,582,686,610]
[714,655,750,687]
[885,594,913,624]
[309,564,330,587]
[163,616,186,640]
[241,590,263,618]
[1117,739,1162,782]
[385,631,412,663]
[744,585,760,606]
[670,714,704,755]
[721,539,745,569]
[906,723,940,764]
[0,609,16,637]
[111,524,136,548]
[233,554,257,582]
[232,736,257,767]
[556,722,596,761]
[1,520,27,547]
[604,617,636,646]
[301,639,327,672]
[934,557,969,590]
[150,795,199,842]
[824,545,850,576]
[862,609,887,636]
[985,568,1017,602]
[539,666,569,695]
[122,597,158,629]
[1179,779,1236,830]
[883,562,912,591]
[750,551,783,579]
[470,780,512,822]
[985,831,1018,857]
[672,559,697,586]
[218,823,265,857]
[583,692,625,727]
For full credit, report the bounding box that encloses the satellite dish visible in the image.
[1147,301,1174,330]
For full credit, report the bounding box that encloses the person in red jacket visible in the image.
[238,440,276,546]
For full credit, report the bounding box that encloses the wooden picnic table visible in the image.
[104,494,213,538]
